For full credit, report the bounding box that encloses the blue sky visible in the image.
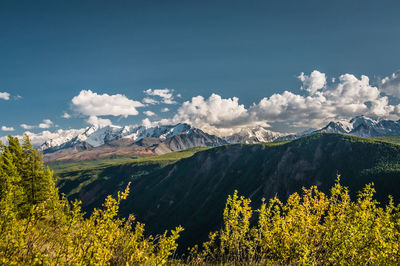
[1,0,400,141]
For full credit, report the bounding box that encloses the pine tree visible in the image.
[19,134,57,206]
[0,141,25,215]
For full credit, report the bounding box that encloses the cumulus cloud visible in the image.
[20,119,54,130]
[62,112,71,119]
[86,116,112,127]
[1,126,14,132]
[0,92,10,100]
[71,90,144,117]
[144,88,177,104]
[5,70,400,141]
[142,118,156,128]
[1,128,86,147]
[39,119,53,129]
[250,72,389,128]
[165,93,262,136]
[159,70,400,135]
[380,71,400,98]
[143,97,159,105]
[143,110,156,117]
[298,70,326,94]
[21,124,35,130]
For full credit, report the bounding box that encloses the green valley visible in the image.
[51,133,400,251]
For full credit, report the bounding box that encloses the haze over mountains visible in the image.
[36,115,400,161]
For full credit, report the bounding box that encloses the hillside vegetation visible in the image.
[372,135,400,145]
[49,147,210,210]
[52,133,400,251]
[1,135,400,264]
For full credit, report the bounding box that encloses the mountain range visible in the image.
[41,123,227,161]
[313,116,400,137]
[40,116,400,161]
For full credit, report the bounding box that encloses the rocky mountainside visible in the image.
[42,123,227,161]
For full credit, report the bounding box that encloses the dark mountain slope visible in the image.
[53,133,400,251]
[120,134,400,250]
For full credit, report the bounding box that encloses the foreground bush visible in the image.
[191,177,400,264]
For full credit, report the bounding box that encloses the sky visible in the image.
[1,0,400,143]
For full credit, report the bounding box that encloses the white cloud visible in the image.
[143,97,159,105]
[160,71,400,135]
[166,93,260,136]
[0,92,10,100]
[5,70,400,141]
[142,118,161,128]
[251,72,386,128]
[1,128,85,147]
[71,90,144,117]
[20,119,54,130]
[380,71,400,98]
[143,110,156,117]
[298,70,326,94]
[85,116,112,127]
[21,124,35,130]
[62,112,71,119]
[144,88,177,104]
[1,126,14,132]
[39,119,53,129]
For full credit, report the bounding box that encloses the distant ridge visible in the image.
[42,123,227,162]
[40,116,400,161]
[313,116,400,137]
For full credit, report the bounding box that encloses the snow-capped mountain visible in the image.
[40,123,198,152]
[224,126,287,144]
[313,116,400,137]
[38,115,400,162]
[41,123,228,162]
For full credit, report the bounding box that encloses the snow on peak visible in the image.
[350,116,377,129]
[224,126,286,144]
[40,123,194,151]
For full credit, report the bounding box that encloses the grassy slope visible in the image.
[50,147,210,209]
[371,135,400,145]
[52,133,400,251]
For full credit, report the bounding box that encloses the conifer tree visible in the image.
[0,141,24,215]
[19,134,57,207]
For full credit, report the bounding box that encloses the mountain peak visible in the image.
[224,126,286,144]
[313,116,399,137]
[349,116,377,128]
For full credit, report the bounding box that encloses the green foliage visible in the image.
[0,136,183,265]
[1,135,57,217]
[51,146,211,212]
[192,177,400,264]
[48,146,210,174]
[371,135,400,145]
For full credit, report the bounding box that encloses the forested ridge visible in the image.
[1,135,400,264]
